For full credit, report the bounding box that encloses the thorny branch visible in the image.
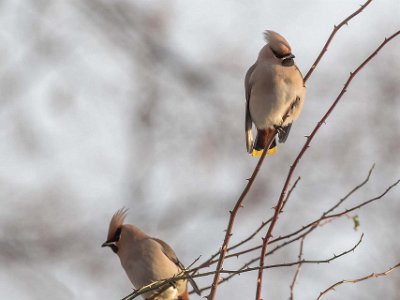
[124,235,363,299]
[193,176,301,273]
[188,167,399,295]
[191,234,364,295]
[255,29,400,300]
[317,262,400,300]
[289,237,305,300]
[122,257,202,300]
[303,0,373,82]
[207,140,271,300]
[208,97,303,297]
[208,2,377,299]
[202,164,370,270]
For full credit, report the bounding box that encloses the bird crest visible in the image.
[264,30,292,56]
[107,207,128,242]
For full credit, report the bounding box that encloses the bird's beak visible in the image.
[102,240,119,254]
[101,241,114,248]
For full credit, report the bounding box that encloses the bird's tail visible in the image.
[179,288,190,300]
[251,128,277,157]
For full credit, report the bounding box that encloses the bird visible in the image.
[102,208,201,300]
[245,30,306,157]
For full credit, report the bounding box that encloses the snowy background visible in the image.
[0,0,399,299]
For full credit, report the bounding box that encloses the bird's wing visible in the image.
[152,238,179,264]
[245,63,256,153]
[277,95,303,142]
[276,123,292,143]
[152,238,201,295]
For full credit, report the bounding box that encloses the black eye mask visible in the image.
[281,57,294,67]
[114,227,122,242]
[271,48,295,67]
[109,227,122,253]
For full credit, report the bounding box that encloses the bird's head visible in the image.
[263,30,295,66]
[101,208,128,254]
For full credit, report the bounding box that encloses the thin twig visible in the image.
[209,80,312,297]
[123,256,202,300]
[265,178,400,254]
[193,176,301,274]
[221,166,372,261]
[317,262,400,300]
[190,166,388,284]
[207,138,273,300]
[303,0,373,82]
[195,234,363,294]
[255,30,400,300]
[122,274,182,300]
[323,179,400,220]
[195,207,370,294]
[324,164,375,215]
[228,176,302,255]
[289,237,305,300]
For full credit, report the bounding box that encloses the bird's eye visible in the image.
[282,57,294,67]
[114,227,122,242]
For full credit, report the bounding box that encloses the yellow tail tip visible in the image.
[251,146,278,157]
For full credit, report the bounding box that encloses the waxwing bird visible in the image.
[102,208,200,300]
[245,30,306,156]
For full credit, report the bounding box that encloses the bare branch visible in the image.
[323,179,400,220]
[317,262,400,300]
[223,166,372,261]
[122,269,195,300]
[303,0,373,82]
[255,30,400,300]
[190,167,395,286]
[289,238,305,300]
[195,234,363,294]
[194,176,301,274]
[324,164,374,216]
[207,142,271,299]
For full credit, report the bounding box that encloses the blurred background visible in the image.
[0,0,399,299]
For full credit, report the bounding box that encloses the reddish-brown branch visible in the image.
[193,176,301,275]
[289,238,305,300]
[317,262,400,300]
[269,177,399,247]
[209,71,305,299]
[221,165,372,261]
[193,234,363,295]
[189,165,392,287]
[303,0,373,82]
[189,170,398,296]
[207,134,275,300]
[255,30,400,300]
[189,164,383,292]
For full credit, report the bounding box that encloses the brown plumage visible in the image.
[178,289,189,300]
[245,30,306,157]
[102,208,200,300]
[253,128,277,152]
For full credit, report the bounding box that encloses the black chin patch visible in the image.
[110,244,118,254]
[282,58,294,67]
